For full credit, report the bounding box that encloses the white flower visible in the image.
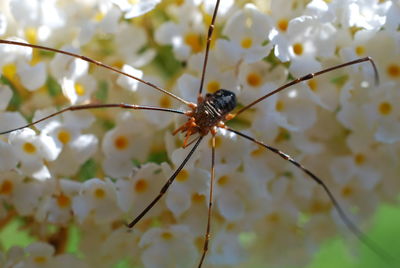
[219,4,273,64]
[72,178,122,224]
[49,46,89,81]
[114,0,161,19]
[0,85,12,110]
[0,12,7,36]
[35,179,81,224]
[154,5,205,60]
[116,64,143,92]
[114,23,155,68]
[9,0,65,29]
[62,74,96,104]
[139,225,198,268]
[0,37,32,68]
[116,163,166,217]
[162,163,209,218]
[31,108,98,176]
[384,0,400,32]
[16,61,46,91]
[0,170,44,216]
[102,114,152,177]
[8,128,59,180]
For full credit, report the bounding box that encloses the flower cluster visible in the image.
[0,0,399,267]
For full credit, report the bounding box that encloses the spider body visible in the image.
[175,89,236,143]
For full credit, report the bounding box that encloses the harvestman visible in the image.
[0,0,394,267]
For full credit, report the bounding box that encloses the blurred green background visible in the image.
[1,204,399,267]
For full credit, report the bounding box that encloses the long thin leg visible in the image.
[0,39,190,105]
[0,103,185,135]
[225,127,396,264]
[127,136,203,228]
[198,134,216,268]
[198,0,220,96]
[234,57,379,117]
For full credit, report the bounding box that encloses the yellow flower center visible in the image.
[161,231,173,240]
[207,80,220,93]
[0,180,13,195]
[112,60,124,69]
[57,193,71,208]
[2,64,17,81]
[309,200,332,214]
[94,12,105,22]
[74,83,86,96]
[241,37,253,49]
[341,185,354,197]
[25,27,38,45]
[266,212,280,223]
[246,72,262,87]
[354,153,365,165]
[217,175,229,186]
[355,45,365,56]
[275,100,284,111]
[250,146,264,157]
[307,79,318,91]
[195,236,204,252]
[114,135,129,150]
[159,95,171,108]
[176,169,189,182]
[58,130,71,144]
[94,188,106,199]
[23,142,37,154]
[292,43,303,55]
[378,101,392,115]
[134,179,148,193]
[184,33,203,53]
[277,19,289,32]
[387,64,400,78]
[34,256,47,264]
[191,193,205,203]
